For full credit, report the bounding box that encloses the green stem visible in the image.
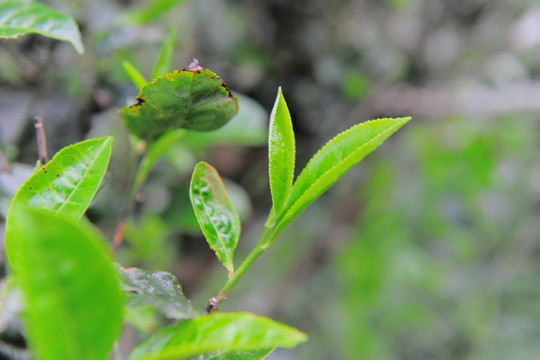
[217,222,274,299]
[113,131,186,249]
[112,149,145,249]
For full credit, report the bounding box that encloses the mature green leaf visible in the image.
[0,0,84,54]
[179,94,268,147]
[124,0,188,25]
[8,137,112,219]
[202,348,274,360]
[123,60,148,90]
[119,61,239,141]
[117,265,200,320]
[5,137,113,269]
[268,87,295,216]
[151,27,177,80]
[9,208,123,360]
[129,312,307,360]
[272,117,411,240]
[189,162,240,273]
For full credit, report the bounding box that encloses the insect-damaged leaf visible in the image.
[119,60,239,142]
[189,162,240,273]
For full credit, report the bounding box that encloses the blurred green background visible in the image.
[2,0,540,359]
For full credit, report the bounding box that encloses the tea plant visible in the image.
[0,3,411,359]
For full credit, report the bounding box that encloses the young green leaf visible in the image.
[119,62,239,142]
[151,27,178,80]
[123,0,188,25]
[268,87,295,216]
[5,137,113,269]
[9,207,123,360]
[271,117,411,241]
[129,312,307,360]
[123,60,148,90]
[117,265,200,320]
[190,162,240,273]
[133,129,187,197]
[0,0,84,54]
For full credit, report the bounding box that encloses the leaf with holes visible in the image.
[9,207,123,360]
[189,162,240,273]
[271,117,411,241]
[119,61,239,142]
[129,312,306,360]
[0,0,84,54]
[5,137,113,270]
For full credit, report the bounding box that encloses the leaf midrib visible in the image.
[55,141,109,218]
[197,174,234,269]
[277,120,407,228]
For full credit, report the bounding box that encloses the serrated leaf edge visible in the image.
[190,162,239,272]
[274,117,411,236]
[268,87,295,217]
[9,136,113,219]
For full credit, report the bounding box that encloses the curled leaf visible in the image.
[119,61,239,141]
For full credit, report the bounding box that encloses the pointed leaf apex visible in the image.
[269,88,296,216]
[271,116,411,241]
[190,162,241,273]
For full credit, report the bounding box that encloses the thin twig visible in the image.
[34,116,48,166]
[0,147,10,173]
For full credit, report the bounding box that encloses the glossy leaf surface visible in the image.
[272,117,411,239]
[190,162,240,273]
[10,208,123,360]
[117,265,199,320]
[119,65,239,141]
[129,312,307,360]
[268,87,295,216]
[0,0,84,54]
[5,137,113,269]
